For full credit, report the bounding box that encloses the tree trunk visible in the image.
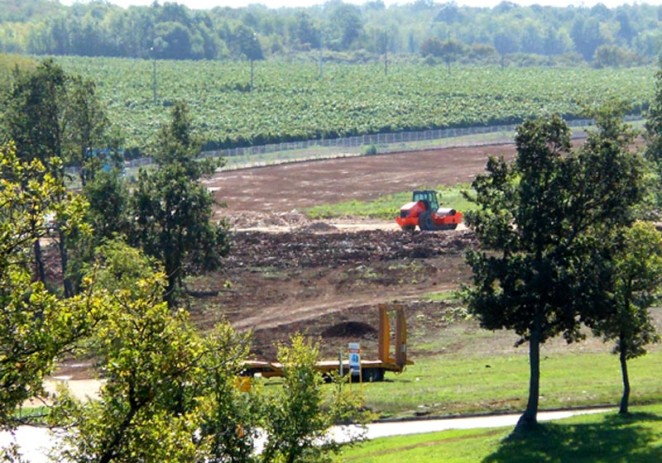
[33,238,46,285]
[98,405,138,463]
[619,335,630,415]
[516,317,541,432]
[58,231,74,298]
[79,146,87,188]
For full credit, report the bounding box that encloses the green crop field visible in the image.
[53,56,656,151]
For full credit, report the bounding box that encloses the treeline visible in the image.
[0,0,661,66]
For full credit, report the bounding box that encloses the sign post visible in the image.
[348,342,361,383]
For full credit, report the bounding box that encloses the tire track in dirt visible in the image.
[234,284,456,331]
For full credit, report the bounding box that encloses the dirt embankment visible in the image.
[188,227,475,360]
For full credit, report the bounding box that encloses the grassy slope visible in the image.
[362,349,662,419]
[306,184,474,220]
[255,303,662,420]
[335,404,662,462]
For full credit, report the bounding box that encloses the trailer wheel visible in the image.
[362,368,385,382]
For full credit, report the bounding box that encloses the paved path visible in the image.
[2,408,614,462]
[352,408,612,441]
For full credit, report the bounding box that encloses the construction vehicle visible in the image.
[242,304,410,382]
[396,190,463,231]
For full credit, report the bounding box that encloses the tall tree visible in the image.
[50,243,207,463]
[645,64,662,213]
[260,334,365,463]
[83,168,130,244]
[2,59,87,297]
[130,101,229,306]
[590,222,661,415]
[493,30,518,67]
[464,110,643,433]
[62,75,111,188]
[328,4,363,50]
[0,142,95,432]
[289,11,320,50]
[571,17,605,61]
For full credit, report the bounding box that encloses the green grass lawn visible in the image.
[360,350,662,419]
[306,184,474,220]
[335,404,662,462]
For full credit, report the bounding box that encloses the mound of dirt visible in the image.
[297,221,338,233]
[226,229,475,269]
[322,321,378,338]
[223,210,310,230]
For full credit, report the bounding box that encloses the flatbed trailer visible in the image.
[243,304,410,382]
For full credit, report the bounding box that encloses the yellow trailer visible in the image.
[243,304,410,382]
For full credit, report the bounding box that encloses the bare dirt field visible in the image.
[205,143,516,216]
[187,144,517,361]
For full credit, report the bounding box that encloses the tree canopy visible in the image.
[590,221,661,415]
[464,108,645,432]
[0,142,97,430]
[129,101,230,305]
[0,1,660,66]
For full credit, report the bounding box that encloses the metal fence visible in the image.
[124,116,642,170]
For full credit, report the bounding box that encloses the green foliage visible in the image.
[262,334,365,463]
[51,242,256,463]
[0,0,65,22]
[0,143,96,430]
[590,222,661,414]
[1,58,102,296]
[129,101,230,305]
[593,44,642,69]
[82,169,131,244]
[63,75,112,187]
[361,144,378,156]
[644,64,662,212]
[51,256,363,462]
[464,109,644,431]
[50,266,206,463]
[3,59,67,167]
[196,323,261,463]
[0,53,36,86]
[53,56,656,151]
[90,238,160,295]
[2,1,662,67]
[601,222,662,359]
[261,334,329,463]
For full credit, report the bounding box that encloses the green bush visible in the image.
[361,144,378,156]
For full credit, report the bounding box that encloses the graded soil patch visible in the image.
[206,143,516,216]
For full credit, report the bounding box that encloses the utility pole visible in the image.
[250,33,258,91]
[150,47,158,105]
[446,30,452,77]
[250,59,254,91]
[318,30,324,79]
[384,31,388,76]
